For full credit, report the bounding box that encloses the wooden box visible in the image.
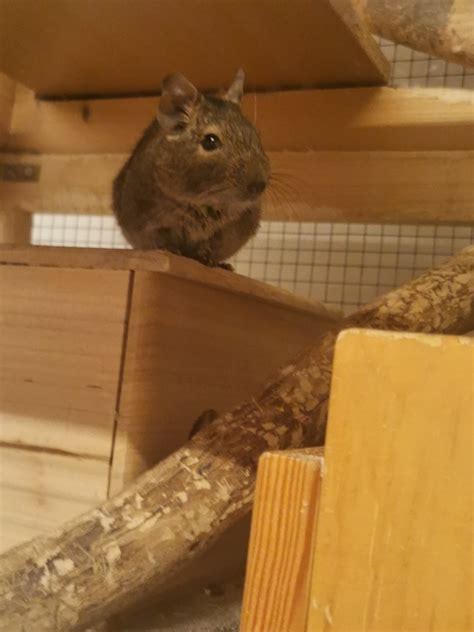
[0,245,338,553]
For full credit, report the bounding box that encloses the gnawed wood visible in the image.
[0,247,472,631]
[358,0,474,68]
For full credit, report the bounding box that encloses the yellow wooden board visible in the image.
[307,329,473,632]
[0,1,388,98]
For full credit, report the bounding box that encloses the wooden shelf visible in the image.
[0,0,388,98]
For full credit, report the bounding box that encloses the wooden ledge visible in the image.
[0,245,340,322]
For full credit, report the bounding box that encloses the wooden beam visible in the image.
[241,448,324,632]
[1,151,473,225]
[7,87,474,154]
[358,0,474,68]
[307,329,473,631]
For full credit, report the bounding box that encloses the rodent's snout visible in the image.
[247,179,267,197]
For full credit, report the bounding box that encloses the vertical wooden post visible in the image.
[0,73,32,244]
[0,72,15,146]
[241,448,324,632]
[0,209,32,244]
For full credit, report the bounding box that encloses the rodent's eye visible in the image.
[201,134,221,151]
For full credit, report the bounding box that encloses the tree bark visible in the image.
[0,247,473,631]
[356,0,474,68]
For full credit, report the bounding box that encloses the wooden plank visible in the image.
[1,150,472,224]
[0,209,31,244]
[269,150,474,224]
[0,265,130,458]
[0,446,108,552]
[0,245,340,322]
[0,0,388,98]
[7,87,474,154]
[307,329,473,632]
[241,448,324,632]
[110,275,334,491]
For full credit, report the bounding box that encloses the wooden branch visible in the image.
[358,0,474,68]
[0,247,472,631]
[1,151,473,225]
[7,87,474,154]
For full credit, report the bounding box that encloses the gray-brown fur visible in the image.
[113,71,270,266]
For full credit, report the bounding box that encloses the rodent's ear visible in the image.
[223,68,244,105]
[158,73,199,130]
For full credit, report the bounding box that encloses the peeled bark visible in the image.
[356,0,474,68]
[0,247,473,631]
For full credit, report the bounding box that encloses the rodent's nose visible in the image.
[247,180,267,196]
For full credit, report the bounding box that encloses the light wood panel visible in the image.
[2,150,472,224]
[110,274,335,491]
[7,87,473,154]
[0,446,108,552]
[241,448,324,632]
[0,265,130,458]
[0,0,388,98]
[307,329,473,632]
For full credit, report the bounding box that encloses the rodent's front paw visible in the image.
[216,262,234,272]
[189,409,219,438]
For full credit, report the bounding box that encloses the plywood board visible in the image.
[0,0,388,98]
[7,87,473,154]
[0,265,130,458]
[110,273,335,491]
[241,448,324,632]
[2,150,473,225]
[0,245,338,321]
[307,329,473,632]
[0,446,108,552]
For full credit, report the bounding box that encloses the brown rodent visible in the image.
[113,70,270,267]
